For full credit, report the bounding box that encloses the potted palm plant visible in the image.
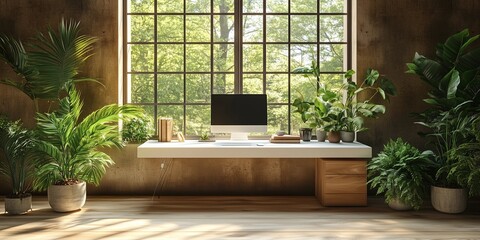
[407,29,480,213]
[0,116,35,215]
[32,86,142,212]
[368,138,436,210]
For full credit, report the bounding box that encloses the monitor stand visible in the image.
[230,132,249,141]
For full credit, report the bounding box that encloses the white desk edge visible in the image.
[137,140,372,159]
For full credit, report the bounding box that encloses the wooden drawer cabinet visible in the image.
[316,158,367,207]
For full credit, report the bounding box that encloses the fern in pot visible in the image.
[0,117,35,215]
[32,86,143,212]
[368,138,436,210]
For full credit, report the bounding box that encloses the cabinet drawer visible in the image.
[323,175,366,194]
[323,160,366,175]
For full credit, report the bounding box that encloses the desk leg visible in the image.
[152,158,174,199]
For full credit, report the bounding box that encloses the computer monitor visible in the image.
[211,94,267,140]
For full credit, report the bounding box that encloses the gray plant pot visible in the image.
[431,186,467,214]
[316,129,326,142]
[4,194,32,215]
[48,181,86,212]
[299,128,312,142]
[341,131,355,142]
[388,198,413,211]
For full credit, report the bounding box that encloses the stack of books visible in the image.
[269,134,301,143]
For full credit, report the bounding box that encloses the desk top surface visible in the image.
[137,140,372,159]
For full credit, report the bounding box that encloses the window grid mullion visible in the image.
[183,0,187,134]
[153,0,158,130]
[287,0,292,135]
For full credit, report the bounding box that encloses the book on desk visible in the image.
[269,134,301,143]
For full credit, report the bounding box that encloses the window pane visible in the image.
[266,44,288,72]
[158,15,184,42]
[266,0,287,13]
[291,0,317,13]
[214,15,235,42]
[320,44,345,72]
[243,16,263,42]
[320,15,345,42]
[158,105,184,133]
[290,44,316,70]
[243,74,263,94]
[186,44,211,72]
[320,0,345,13]
[158,0,184,13]
[291,15,317,42]
[243,0,262,13]
[128,15,154,42]
[128,44,154,72]
[268,105,288,134]
[128,0,154,13]
[186,74,211,103]
[243,44,263,72]
[266,15,288,42]
[157,44,184,72]
[186,16,211,42]
[214,0,234,13]
[129,74,154,103]
[158,74,184,103]
[186,105,211,135]
[266,74,288,103]
[213,74,234,94]
[214,44,234,72]
[320,74,344,91]
[186,0,211,13]
[291,74,316,103]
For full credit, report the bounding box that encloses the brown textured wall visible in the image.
[2,0,480,195]
[357,0,480,154]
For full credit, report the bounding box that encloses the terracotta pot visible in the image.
[388,198,413,211]
[327,131,341,143]
[431,186,467,214]
[299,128,312,142]
[341,131,355,142]
[4,194,32,215]
[316,129,326,142]
[48,181,86,212]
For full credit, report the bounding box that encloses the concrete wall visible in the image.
[1,0,480,195]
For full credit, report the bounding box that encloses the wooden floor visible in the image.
[1,196,479,239]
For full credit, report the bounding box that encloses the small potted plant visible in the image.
[292,94,313,142]
[121,113,154,143]
[0,116,35,215]
[368,138,436,210]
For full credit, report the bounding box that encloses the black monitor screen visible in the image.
[211,94,267,125]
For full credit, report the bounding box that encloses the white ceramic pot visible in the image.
[48,181,86,212]
[431,186,467,214]
[316,129,326,142]
[341,131,355,142]
[388,198,413,211]
[5,194,32,215]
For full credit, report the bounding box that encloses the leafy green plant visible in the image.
[0,20,97,110]
[0,116,35,197]
[32,86,143,191]
[342,69,396,132]
[121,114,153,143]
[368,138,436,210]
[199,132,211,140]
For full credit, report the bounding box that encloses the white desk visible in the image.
[137,140,371,206]
[137,140,372,159]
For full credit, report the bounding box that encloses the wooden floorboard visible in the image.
[1,196,479,239]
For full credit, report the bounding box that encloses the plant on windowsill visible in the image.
[368,138,436,210]
[407,29,480,213]
[121,113,154,144]
[0,116,35,215]
[32,86,143,213]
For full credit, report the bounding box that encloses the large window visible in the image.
[124,0,353,136]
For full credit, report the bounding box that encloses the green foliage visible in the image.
[368,138,436,210]
[0,116,35,196]
[0,19,97,103]
[408,29,480,189]
[32,87,143,191]
[121,113,154,143]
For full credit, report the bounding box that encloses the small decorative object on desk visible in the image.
[198,132,215,142]
[269,134,301,143]
[176,132,185,142]
[276,130,286,136]
[158,117,173,142]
